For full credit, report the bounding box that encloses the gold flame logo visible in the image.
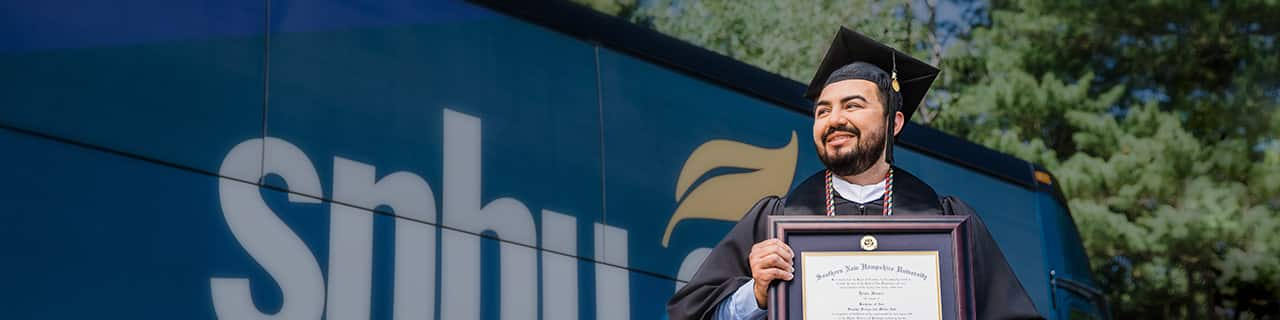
[661,132,798,247]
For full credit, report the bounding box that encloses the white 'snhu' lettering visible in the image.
[211,109,630,320]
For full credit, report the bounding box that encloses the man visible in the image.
[666,27,1043,320]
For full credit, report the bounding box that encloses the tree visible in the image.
[932,1,1280,317]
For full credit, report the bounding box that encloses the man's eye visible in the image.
[815,108,830,116]
[845,103,861,110]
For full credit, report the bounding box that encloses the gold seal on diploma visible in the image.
[860,235,878,251]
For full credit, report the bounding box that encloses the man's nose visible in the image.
[827,108,853,128]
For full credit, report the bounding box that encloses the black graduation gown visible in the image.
[667,168,1043,320]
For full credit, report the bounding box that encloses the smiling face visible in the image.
[812,79,902,176]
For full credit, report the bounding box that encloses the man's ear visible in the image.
[892,111,905,136]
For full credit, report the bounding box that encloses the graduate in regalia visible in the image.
[666,27,1043,320]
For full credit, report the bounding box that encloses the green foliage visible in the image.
[630,0,924,82]
[573,0,1280,317]
[937,1,1280,317]
[574,0,638,16]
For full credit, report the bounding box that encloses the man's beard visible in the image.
[816,123,885,177]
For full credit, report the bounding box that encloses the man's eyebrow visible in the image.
[814,94,865,108]
[840,95,868,105]
[815,95,869,109]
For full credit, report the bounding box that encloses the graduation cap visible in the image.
[804,26,940,164]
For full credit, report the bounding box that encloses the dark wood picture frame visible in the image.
[767,215,974,320]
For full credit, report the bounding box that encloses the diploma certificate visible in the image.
[802,251,942,320]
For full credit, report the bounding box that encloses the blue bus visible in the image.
[0,0,1106,319]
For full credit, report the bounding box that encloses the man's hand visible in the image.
[748,238,794,309]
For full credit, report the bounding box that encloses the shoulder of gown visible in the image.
[666,196,783,320]
[942,196,1045,320]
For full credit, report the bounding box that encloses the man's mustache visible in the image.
[823,125,861,145]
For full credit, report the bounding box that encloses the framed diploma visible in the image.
[767,215,973,320]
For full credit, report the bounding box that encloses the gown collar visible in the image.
[782,167,943,216]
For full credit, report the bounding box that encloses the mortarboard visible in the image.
[804,26,940,164]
